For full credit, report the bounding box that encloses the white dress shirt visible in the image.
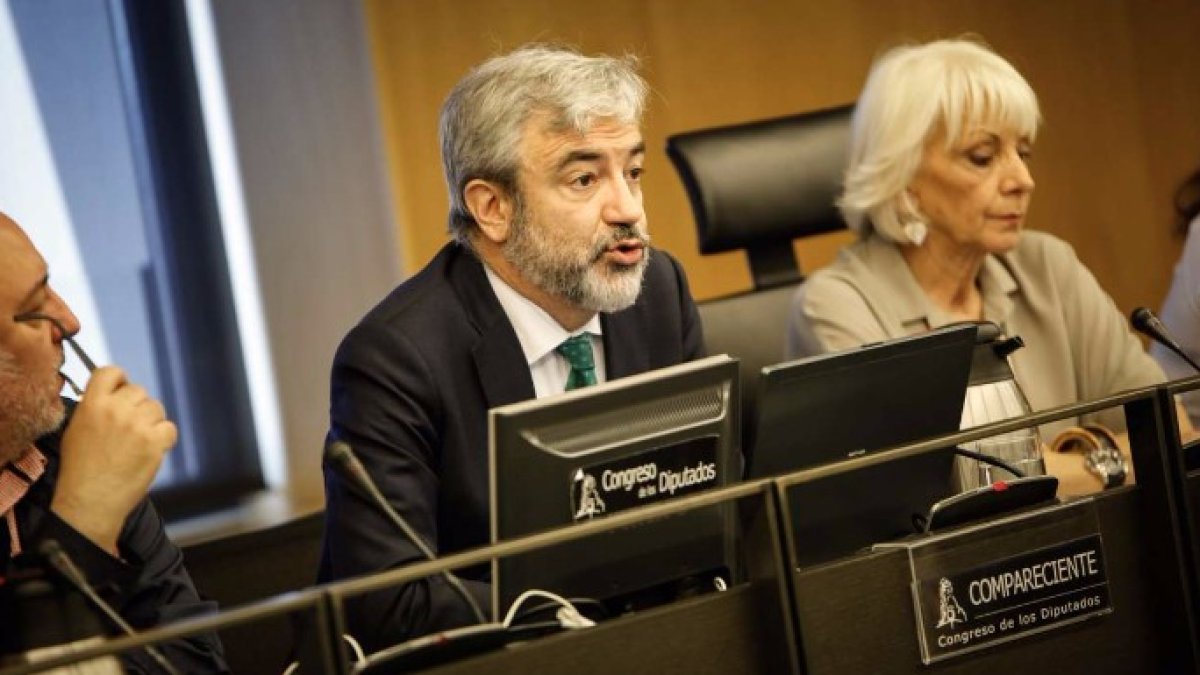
[484,265,607,398]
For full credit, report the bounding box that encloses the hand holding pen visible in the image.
[14,310,177,552]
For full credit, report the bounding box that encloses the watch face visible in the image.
[1085,445,1127,489]
[1048,425,1127,491]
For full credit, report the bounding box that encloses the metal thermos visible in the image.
[954,322,1047,492]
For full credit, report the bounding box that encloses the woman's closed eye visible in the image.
[966,151,994,168]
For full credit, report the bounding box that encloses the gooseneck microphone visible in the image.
[324,440,488,624]
[39,540,182,675]
[1131,306,1200,373]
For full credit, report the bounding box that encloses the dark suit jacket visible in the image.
[320,242,703,648]
[0,402,227,673]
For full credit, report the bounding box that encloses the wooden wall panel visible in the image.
[364,0,1200,313]
[1127,0,1200,294]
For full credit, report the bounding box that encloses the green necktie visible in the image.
[557,334,598,390]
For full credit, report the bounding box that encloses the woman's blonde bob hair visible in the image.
[838,38,1041,242]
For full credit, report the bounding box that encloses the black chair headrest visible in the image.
[667,104,854,288]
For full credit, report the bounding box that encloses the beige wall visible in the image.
[208,0,400,506]
[364,0,1200,313]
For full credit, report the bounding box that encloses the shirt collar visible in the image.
[1,445,48,520]
[484,265,602,366]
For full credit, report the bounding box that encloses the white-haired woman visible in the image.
[786,38,1168,489]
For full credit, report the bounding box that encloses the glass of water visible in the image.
[962,428,1046,487]
[956,376,1046,491]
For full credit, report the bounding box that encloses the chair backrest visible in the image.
[666,104,853,290]
[182,510,325,675]
[666,105,854,463]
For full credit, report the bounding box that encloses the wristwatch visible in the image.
[1050,425,1127,489]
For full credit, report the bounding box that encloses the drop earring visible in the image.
[903,220,928,246]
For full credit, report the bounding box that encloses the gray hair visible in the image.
[839,38,1041,242]
[439,44,648,245]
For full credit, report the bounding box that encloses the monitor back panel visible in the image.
[783,447,957,567]
[750,324,976,478]
[489,357,741,618]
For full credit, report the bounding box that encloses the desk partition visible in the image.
[323,480,798,675]
[1,481,796,675]
[1166,374,1200,645]
[776,385,1200,674]
[0,588,338,675]
[9,382,1200,674]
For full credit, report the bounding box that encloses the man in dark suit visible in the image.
[320,44,704,648]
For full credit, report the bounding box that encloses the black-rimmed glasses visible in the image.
[12,311,97,395]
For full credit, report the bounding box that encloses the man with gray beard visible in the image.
[0,212,227,672]
[321,45,704,648]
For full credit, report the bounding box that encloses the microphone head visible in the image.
[36,539,83,587]
[324,440,365,480]
[36,539,64,563]
[1129,305,1200,375]
[1131,306,1157,334]
[325,439,352,465]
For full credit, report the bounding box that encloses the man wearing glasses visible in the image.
[0,212,227,672]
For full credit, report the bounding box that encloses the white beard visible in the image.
[0,350,65,462]
[503,202,649,314]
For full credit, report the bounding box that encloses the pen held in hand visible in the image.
[63,333,97,372]
[61,371,84,397]
[12,311,98,396]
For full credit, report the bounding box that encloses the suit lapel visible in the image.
[472,324,534,409]
[602,310,649,380]
[446,246,536,409]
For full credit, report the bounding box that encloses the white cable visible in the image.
[279,633,365,674]
[342,634,367,663]
[502,589,595,629]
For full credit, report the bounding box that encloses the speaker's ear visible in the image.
[463,179,515,245]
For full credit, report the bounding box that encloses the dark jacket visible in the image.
[0,402,228,673]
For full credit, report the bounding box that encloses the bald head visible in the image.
[0,211,29,246]
[0,210,26,235]
[0,212,49,320]
[0,211,39,273]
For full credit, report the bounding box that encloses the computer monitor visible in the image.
[489,354,741,620]
[782,446,958,567]
[751,325,978,567]
[750,324,977,477]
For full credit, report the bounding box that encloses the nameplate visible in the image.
[913,533,1111,662]
[569,435,719,521]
